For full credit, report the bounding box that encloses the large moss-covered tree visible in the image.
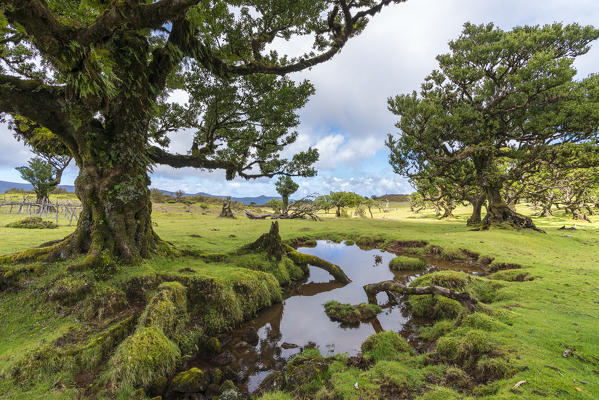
[386,23,599,230]
[0,0,403,267]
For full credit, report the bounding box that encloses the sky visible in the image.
[1,0,598,198]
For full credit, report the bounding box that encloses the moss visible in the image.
[410,271,468,291]
[355,235,384,248]
[258,391,294,400]
[389,256,427,271]
[360,331,413,362]
[47,276,93,306]
[170,367,208,393]
[461,312,503,331]
[138,282,188,340]
[82,285,128,320]
[285,350,332,395]
[323,301,381,325]
[436,330,497,371]
[488,269,534,282]
[418,320,455,341]
[6,217,57,229]
[474,356,512,382]
[371,361,424,397]
[409,295,463,320]
[205,336,221,355]
[344,239,355,246]
[109,326,181,389]
[0,264,44,290]
[414,386,463,400]
[443,366,472,390]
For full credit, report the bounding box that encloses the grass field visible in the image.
[0,198,598,399]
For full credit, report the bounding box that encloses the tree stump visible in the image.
[219,197,235,218]
[244,221,285,260]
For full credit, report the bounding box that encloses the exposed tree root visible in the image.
[363,280,479,312]
[285,244,351,284]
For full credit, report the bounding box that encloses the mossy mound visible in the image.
[138,281,188,339]
[435,329,502,373]
[389,256,427,271]
[285,349,333,394]
[0,264,43,290]
[418,320,455,341]
[47,276,93,306]
[408,271,500,319]
[355,235,385,248]
[415,386,463,400]
[361,331,413,362]
[109,326,181,389]
[82,285,128,320]
[323,301,382,325]
[461,312,504,331]
[170,367,209,393]
[5,217,57,229]
[488,269,534,282]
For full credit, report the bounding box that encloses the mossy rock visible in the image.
[285,349,332,392]
[323,301,381,325]
[389,256,427,271]
[170,367,208,393]
[5,217,57,229]
[109,326,181,389]
[360,331,413,362]
[47,276,93,306]
[205,337,221,355]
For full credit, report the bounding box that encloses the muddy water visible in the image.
[191,240,482,393]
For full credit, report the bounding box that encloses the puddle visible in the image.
[186,240,483,393]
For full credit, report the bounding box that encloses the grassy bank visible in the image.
[0,199,598,399]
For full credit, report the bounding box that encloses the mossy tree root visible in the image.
[363,280,478,312]
[285,244,351,284]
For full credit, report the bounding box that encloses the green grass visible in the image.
[1,198,599,398]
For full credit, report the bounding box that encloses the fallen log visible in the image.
[363,280,478,312]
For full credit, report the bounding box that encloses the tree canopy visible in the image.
[387,22,599,230]
[0,0,403,266]
[275,176,299,213]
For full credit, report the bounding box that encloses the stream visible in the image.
[188,240,484,393]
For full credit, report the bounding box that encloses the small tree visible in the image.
[16,157,67,203]
[329,192,362,217]
[315,195,333,214]
[266,199,284,214]
[275,176,299,214]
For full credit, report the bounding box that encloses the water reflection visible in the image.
[192,240,480,392]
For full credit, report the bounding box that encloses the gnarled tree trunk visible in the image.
[467,194,485,226]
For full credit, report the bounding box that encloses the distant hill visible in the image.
[374,193,411,202]
[0,180,277,205]
[0,180,75,194]
[157,189,277,205]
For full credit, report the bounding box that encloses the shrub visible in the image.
[6,217,57,229]
[389,256,427,271]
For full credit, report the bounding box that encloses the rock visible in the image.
[563,349,572,358]
[281,342,299,349]
[149,376,168,395]
[258,371,285,392]
[211,368,223,385]
[241,329,259,346]
[206,337,221,355]
[205,383,220,397]
[170,368,209,393]
[213,351,235,367]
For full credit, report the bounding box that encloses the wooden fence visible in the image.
[0,195,82,225]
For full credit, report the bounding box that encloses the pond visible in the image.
[189,240,483,393]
